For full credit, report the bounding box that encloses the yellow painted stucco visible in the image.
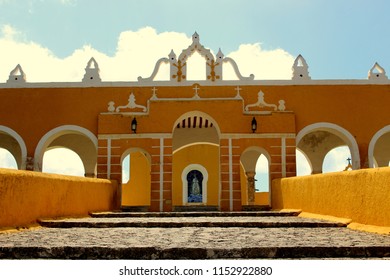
[272,167,390,228]
[172,144,219,206]
[121,151,151,206]
[0,168,118,228]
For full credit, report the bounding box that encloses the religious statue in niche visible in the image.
[187,170,203,203]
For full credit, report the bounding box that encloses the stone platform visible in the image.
[1,210,390,259]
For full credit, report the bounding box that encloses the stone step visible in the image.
[173,205,219,212]
[1,226,390,259]
[38,216,348,228]
[89,210,300,218]
[121,206,150,212]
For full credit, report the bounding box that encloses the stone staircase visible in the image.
[1,210,390,259]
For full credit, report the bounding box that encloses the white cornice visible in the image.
[1,78,389,89]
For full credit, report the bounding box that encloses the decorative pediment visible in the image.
[245,91,287,113]
[138,32,254,83]
[107,93,147,113]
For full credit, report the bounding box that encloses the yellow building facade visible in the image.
[1,33,390,212]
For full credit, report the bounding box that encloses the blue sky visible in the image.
[0,0,371,182]
[1,0,389,79]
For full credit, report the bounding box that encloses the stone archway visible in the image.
[120,148,151,208]
[240,146,272,206]
[368,125,390,167]
[296,123,360,173]
[34,125,97,177]
[0,126,27,170]
[172,111,220,208]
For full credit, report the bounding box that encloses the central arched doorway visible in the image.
[172,111,220,208]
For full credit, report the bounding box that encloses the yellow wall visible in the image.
[272,167,390,227]
[0,168,118,228]
[172,144,219,206]
[121,151,151,206]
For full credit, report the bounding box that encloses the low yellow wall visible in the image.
[272,167,390,227]
[0,168,119,228]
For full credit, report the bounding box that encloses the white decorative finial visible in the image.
[7,64,26,83]
[168,49,177,61]
[292,54,311,81]
[216,48,224,60]
[368,62,388,81]
[82,57,101,83]
[192,32,200,43]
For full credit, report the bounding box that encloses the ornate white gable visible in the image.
[138,32,254,83]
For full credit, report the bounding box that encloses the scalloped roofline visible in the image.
[1,32,389,88]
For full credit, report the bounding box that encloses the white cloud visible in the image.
[226,43,294,79]
[42,148,84,176]
[0,148,17,169]
[296,149,312,176]
[0,26,294,83]
[323,146,351,173]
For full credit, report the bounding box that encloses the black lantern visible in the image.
[131,117,137,133]
[251,117,257,133]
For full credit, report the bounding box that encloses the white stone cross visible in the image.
[193,84,200,95]
[235,86,242,96]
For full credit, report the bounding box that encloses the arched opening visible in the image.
[254,154,269,192]
[296,123,359,174]
[122,154,130,184]
[42,147,85,176]
[0,148,18,169]
[369,126,390,168]
[121,148,151,208]
[172,111,220,208]
[35,125,97,177]
[181,164,208,204]
[322,146,351,173]
[185,51,207,81]
[0,126,27,170]
[240,147,271,206]
[296,148,312,176]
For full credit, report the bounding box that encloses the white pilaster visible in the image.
[228,138,233,211]
[160,138,164,212]
[281,137,286,177]
[107,139,111,179]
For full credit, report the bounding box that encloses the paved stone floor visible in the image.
[1,214,390,259]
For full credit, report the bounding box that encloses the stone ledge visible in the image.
[89,210,300,218]
[39,217,347,228]
[1,246,390,259]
